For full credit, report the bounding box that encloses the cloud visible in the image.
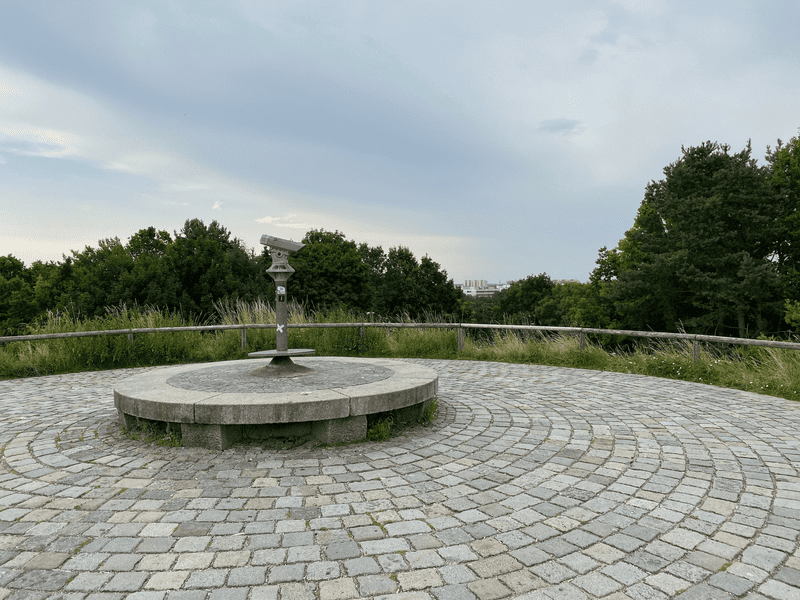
[0,124,79,158]
[0,63,242,193]
[255,214,313,229]
[0,233,98,266]
[212,201,221,210]
[536,118,584,135]
[169,183,211,192]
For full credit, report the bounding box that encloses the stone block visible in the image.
[244,422,312,440]
[393,399,433,425]
[114,364,215,423]
[466,578,513,600]
[358,575,397,596]
[347,378,437,416]
[397,568,443,591]
[118,410,139,431]
[311,415,367,445]
[180,422,242,450]
[320,578,359,600]
[194,388,351,424]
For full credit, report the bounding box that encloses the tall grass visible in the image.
[0,304,239,378]
[213,298,392,356]
[460,329,800,401]
[1,300,798,402]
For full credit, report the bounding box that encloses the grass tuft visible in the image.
[366,417,394,442]
[121,416,182,447]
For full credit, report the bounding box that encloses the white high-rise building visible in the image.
[457,279,514,297]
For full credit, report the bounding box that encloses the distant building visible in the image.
[457,278,582,297]
[456,280,515,297]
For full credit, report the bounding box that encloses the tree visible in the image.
[287,230,372,311]
[2,219,466,327]
[528,281,609,328]
[458,294,500,324]
[374,247,461,319]
[593,141,782,336]
[495,273,556,323]
[54,238,136,318]
[118,227,180,309]
[358,241,387,308]
[167,219,268,317]
[767,130,800,303]
[415,255,463,317]
[0,255,39,334]
[375,247,420,318]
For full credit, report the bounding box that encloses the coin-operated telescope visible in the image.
[248,235,315,365]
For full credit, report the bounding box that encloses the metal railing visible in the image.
[2,322,800,362]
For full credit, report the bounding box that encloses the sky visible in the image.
[1,1,799,285]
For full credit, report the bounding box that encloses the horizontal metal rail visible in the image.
[2,323,799,359]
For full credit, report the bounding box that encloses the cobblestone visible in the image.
[0,359,799,598]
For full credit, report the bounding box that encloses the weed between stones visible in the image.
[366,397,439,443]
[121,417,182,447]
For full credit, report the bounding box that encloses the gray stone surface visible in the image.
[168,361,394,392]
[1,359,799,598]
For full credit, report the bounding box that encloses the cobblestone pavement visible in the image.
[1,359,799,600]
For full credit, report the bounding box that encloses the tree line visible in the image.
[2,129,799,338]
[463,130,800,339]
[0,224,463,335]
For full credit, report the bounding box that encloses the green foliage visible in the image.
[2,220,274,326]
[0,254,39,335]
[457,295,498,324]
[785,299,800,329]
[277,229,461,320]
[0,301,454,378]
[383,327,458,358]
[459,279,613,340]
[365,397,439,443]
[1,221,463,336]
[593,140,784,337]
[374,247,461,319]
[496,273,555,321]
[288,230,373,311]
[122,417,182,447]
[423,398,439,424]
[768,130,800,302]
[366,417,394,442]
[461,330,611,370]
[118,227,180,309]
[458,328,800,401]
[167,219,270,318]
[0,304,229,378]
[215,299,392,357]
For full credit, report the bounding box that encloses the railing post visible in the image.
[579,331,586,351]
[693,340,699,363]
[241,327,247,350]
[458,327,464,352]
[127,332,133,345]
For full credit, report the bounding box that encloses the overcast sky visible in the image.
[1,1,798,285]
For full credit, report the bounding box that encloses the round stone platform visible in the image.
[114,357,438,450]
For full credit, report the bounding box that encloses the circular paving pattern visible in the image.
[0,359,799,599]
